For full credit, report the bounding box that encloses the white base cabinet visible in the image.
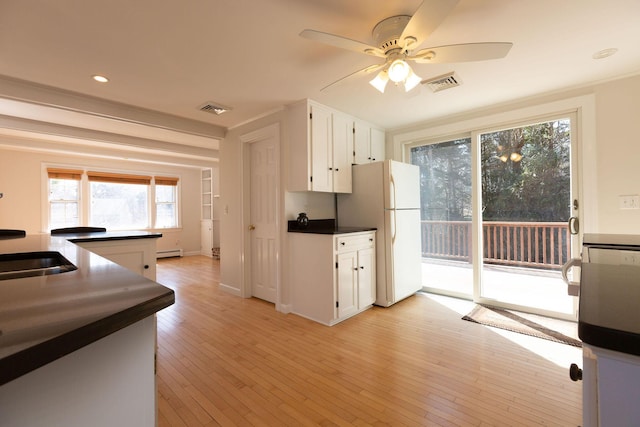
[0,316,157,427]
[582,344,640,427]
[76,238,158,280]
[290,231,375,326]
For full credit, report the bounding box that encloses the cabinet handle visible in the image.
[340,242,345,246]
[360,266,364,269]
[144,265,150,269]
[372,158,375,161]
[329,167,333,170]
[369,238,373,242]
[353,267,358,271]
[569,363,582,381]
[335,168,339,171]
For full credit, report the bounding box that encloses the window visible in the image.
[155,177,179,228]
[46,167,180,231]
[48,168,81,229]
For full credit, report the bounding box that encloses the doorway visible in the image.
[241,124,280,305]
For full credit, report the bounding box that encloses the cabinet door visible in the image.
[369,127,385,163]
[353,119,371,165]
[201,219,213,257]
[77,240,157,280]
[310,104,333,192]
[357,246,376,308]
[336,251,358,319]
[332,113,352,193]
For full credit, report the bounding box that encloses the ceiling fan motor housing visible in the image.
[372,15,412,54]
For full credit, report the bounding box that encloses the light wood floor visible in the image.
[155,256,582,427]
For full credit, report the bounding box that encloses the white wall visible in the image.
[0,143,210,255]
[593,75,640,233]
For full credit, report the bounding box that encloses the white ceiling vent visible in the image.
[421,72,462,92]
[199,102,232,115]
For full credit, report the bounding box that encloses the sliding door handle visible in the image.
[568,217,579,235]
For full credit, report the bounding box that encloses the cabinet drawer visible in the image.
[336,233,375,252]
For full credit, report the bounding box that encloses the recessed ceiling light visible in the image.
[92,75,109,83]
[592,48,618,60]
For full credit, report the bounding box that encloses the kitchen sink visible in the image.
[0,251,77,281]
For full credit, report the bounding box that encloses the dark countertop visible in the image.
[55,229,163,243]
[0,233,174,386]
[578,261,640,356]
[287,219,376,235]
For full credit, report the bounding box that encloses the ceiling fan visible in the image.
[300,0,512,93]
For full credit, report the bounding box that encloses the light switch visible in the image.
[619,195,640,210]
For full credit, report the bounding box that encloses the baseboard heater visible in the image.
[156,249,183,259]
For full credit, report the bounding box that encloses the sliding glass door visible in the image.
[411,138,473,298]
[410,115,579,319]
[477,118,577,317]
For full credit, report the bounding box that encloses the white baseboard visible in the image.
[219,282,241,297]
[277,303,292,314]
[156,248,183,259]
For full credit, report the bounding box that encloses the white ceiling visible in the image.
[1,0,640,140]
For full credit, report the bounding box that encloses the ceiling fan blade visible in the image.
[300,29,385,58]
[400,0,460,47]
[411,42,513,63]
[320,63,386,92]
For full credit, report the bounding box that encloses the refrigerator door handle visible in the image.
[389,173,396,210]
[390,209,397,244]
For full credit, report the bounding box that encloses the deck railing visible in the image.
[421,220,570,269]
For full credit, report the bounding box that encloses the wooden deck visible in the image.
[421,258,577,317]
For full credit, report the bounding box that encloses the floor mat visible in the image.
[462,304,582,347]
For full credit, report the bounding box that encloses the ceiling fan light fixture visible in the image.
[369,71,389,93]
[404,68,422,92]
[388,59,410,83]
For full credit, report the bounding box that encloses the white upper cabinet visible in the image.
[287,99,353,193]
[287,99,385,192]
[331,112,353,193]
[353,119,385,165]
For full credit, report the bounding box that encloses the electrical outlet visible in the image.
[619,195,640,210]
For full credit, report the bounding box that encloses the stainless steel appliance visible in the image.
[337,160,422,307]
[567,234,640,426]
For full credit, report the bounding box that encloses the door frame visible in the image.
[396,94,597,318]
[240,123,281,310]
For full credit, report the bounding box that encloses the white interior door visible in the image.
[250,138,277,303]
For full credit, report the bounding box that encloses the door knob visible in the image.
[248,225,256,231]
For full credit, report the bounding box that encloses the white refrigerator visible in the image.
[337,160,422,307]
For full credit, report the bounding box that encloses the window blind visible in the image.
[87,171,152,185]
[155,176,179,186]
[47,168,83,180]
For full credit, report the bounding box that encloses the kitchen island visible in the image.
[0,232,174,427]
